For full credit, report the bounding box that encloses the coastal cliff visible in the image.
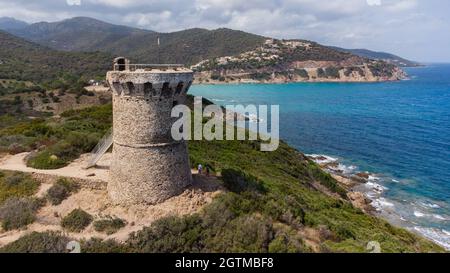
[0,97,445,253]
[193,39,407,84]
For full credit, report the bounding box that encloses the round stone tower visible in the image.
[106,58,194,205]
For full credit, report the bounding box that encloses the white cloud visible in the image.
[385,0,418,12]
[367,0,381,6]
[0,0,448,61]
[67,0,81,6]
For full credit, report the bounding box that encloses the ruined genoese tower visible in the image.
[106,57,194,205]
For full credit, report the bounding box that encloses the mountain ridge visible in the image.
[1,16,414,67]
[0,16,407,83]
[330,46,420,67]
[0,17,29,30]
[0,30,112,83]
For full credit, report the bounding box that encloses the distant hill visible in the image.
[0,30,111,83]
[330,47,420,67]
[2,16,416,69]
[8,17,153,52]
[0,17,29,30]
[0,16,407,83]
[7,17,266,65]
[194,39,407,83]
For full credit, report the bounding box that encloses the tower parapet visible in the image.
[106,58,194,205]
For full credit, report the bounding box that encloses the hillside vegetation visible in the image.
[1,17,407,84]
[10,17,153,52]
[0,30,111,83]
[0,102,444,253]
[193,39,406,83]
[7,17,266,65]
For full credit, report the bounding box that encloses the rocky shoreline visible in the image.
[193,69,408,85]
[307,154,377,214]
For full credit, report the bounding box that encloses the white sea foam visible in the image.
[307,153,450,248]
[372,197,395,211]
[414,211,425,218]
[365,181,387,193]
[337,164,357,174]
[378,198,395,207]
[413,227,450,250]
[368,175,381,181]
[419,201,441,209]
[307,154,338,165]
[433,214,447,221]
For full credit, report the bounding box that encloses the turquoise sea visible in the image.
[189,64,450,249]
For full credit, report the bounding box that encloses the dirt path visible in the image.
[0,152,224,247]
[0,152,111,182]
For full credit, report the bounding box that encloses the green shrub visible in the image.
[203,214,273,253]
[0,231,70,253]
[295,69,309,78]
[325,67,340,78]
[46,178,80,205]
[27,132,100,169]
[333,225,357,241]
[0,197,44,231]
[61,209,93,232]
[308,163,347,198]
[317,68,326,77]
[0,172,40,205]
[210,73,221,80]
[268,230,308,253]
[127,215,203,253]
[221,169,266,194]
[81,238,129,253]
[93,217,126,235]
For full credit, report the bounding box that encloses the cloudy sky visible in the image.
[0,0,449,62]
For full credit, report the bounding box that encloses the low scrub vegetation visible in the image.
[0,102,444,253]
[221,169,266,194]
[0,197,44,231]
[46,178,80,205]
[0,231,70,253]
[0,171,40,205]
[93,217,127,235]
[0,104,112,169]
[61,209,93,232]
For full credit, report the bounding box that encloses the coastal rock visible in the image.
[356,172,370,179]
[351,173,370,183]
[331,174,357,189]
[348,191,375,214]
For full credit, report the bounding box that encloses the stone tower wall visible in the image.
[107,69,194,205]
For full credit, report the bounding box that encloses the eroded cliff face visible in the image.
[194,65,406,84]
[192,39,407,84]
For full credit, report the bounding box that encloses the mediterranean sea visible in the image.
[189,64,450,249]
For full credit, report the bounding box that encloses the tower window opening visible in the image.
[175,82,184,95]
[126,82,135,95]
[144,82,153,96]
[112,82,122,95]
[116,57,126,71]
[162,82,172,98]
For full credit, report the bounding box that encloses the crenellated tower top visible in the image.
[107,57,193,101]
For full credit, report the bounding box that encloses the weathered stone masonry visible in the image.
[106,59,194,205]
